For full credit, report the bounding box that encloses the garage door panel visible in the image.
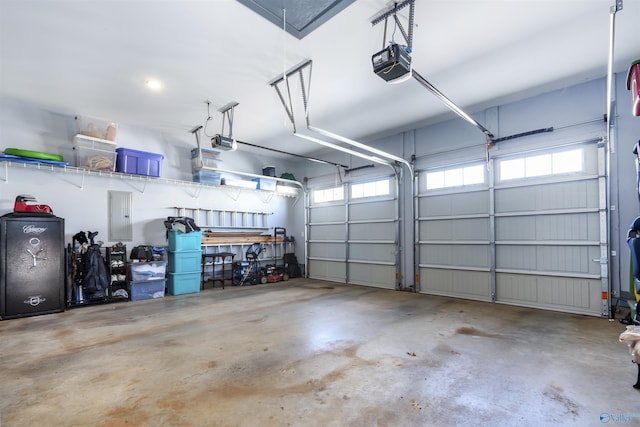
[349,223,395,240]
[495,180,599,213]
[495,274,538,302]
[496,245,600,275]
[309,177,399,288]
[539,277,597,308]
[421,218,490,241]
[421,244,490,268]
[308,260,346,282]
[308,242,345,259]
[497,273,600,315]
[349,200,395,221]
[418,142,604,316]
[309,224,345,240]
[349,243,395,262]
[419,191,489,217]
[496,212,600,241]
[420,268,491,300]
[309,205,344,223]
[348,263,395,289]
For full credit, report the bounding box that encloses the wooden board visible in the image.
[203,231,267,237]
[201,232,283,245]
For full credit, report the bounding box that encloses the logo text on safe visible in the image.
[23,225,47,235]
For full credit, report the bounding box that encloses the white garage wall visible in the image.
[0,96,305,257]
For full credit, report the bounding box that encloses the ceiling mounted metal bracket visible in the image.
[371,0,415,50]
[270,59,313,133]
[270,60,405,168]
[189,125,205,153]
[218,101,239,140]
[206,101,239,151]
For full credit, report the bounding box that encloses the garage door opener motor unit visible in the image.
[372,43,412,82]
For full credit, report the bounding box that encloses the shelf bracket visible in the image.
[190,186,203,199]
[58,168,86,189]
[124,178,148,194]
[222,187,241,201]
[259,191,275,204]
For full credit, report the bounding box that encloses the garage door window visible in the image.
[426,164,485,190]
[499,148,583,182]
[312,186,344,203]
[351,179,390,199]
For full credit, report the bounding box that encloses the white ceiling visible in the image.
[1,0,638,159]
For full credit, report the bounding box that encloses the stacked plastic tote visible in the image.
[167,230,203,295]
[191,148,221,184]
[129,260,166,301]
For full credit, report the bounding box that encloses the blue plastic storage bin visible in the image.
[168,250,202,273]
[116,147,164,177]
[193,170,221,185]
[167,272,201,295]
[168,230,202,251]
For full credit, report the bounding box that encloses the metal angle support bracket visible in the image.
[371,0,415,50]
[218,101,240,140]
[269,59,313,133]
[189,125,204,150]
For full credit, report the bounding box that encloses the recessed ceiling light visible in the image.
[145,78,163,90]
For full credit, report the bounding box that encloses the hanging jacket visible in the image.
[82,244,109,298]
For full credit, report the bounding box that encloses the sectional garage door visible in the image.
[307,201,347,283]
[307,176,399,289]
[418,140,607,316]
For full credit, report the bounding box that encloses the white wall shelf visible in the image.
[0,160,303,198]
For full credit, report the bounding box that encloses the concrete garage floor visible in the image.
[1,279,638,426]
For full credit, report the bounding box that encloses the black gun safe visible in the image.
[0,212,66,319]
